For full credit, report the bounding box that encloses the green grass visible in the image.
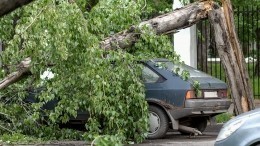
[215,113,233,123]
[200,62,260,98]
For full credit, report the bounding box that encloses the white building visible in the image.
[173,0,197,68]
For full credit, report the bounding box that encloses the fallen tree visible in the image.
[100,1,211,50]
[0,1,211,88]
[0,0,255,114]
[208,0,255,114]
[100,0,256,114]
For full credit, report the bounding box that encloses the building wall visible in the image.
[173,0,197,68]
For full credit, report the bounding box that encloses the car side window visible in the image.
[142,66,165,83]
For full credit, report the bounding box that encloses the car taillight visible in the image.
[218,90,228,97]
[185,90,196,99]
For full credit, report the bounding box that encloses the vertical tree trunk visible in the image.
[208,1,255,114]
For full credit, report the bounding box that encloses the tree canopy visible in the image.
[0,0,176,144]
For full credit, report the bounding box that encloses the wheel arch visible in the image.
[147,98,179,129]
[249,139,260,146]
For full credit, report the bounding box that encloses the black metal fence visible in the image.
[197,6,260,98]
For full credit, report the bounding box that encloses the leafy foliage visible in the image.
[141,0,172,19]
[0,0,176,145]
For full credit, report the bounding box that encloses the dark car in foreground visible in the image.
[26,58,231,139]
[142,59,231,139]
[215,108,260,146]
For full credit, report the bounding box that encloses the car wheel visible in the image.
[148,105,169,139]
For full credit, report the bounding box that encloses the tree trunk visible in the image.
[208,1,255,114]
[0,0,33,17]
[0,58,31,89]
[100,1,211,50]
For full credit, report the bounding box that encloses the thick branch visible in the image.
[0,58,31,89]
[0,0,33,17]
[100,1,212,50]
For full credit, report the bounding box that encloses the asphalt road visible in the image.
[135,124,223,146]
[29,125,222,146]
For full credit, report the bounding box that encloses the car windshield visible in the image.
[156,61,211,78]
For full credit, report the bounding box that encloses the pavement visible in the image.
[29,125,221,146]
[135,124,223,146]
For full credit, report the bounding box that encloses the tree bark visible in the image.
[0,58,31,89]
[100,1,211,50]
[0,0,33,17]
[208,1,255,114]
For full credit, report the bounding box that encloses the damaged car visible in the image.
[26,58,231,139]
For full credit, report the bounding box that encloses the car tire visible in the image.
[148,105,169,139]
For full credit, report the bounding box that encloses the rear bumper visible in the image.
[185,98,231,109]
[168,98,231,119]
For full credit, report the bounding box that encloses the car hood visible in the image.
[188,77,227,89]
[225,108,260,125]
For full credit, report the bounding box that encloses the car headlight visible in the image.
[216,118,246,142]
